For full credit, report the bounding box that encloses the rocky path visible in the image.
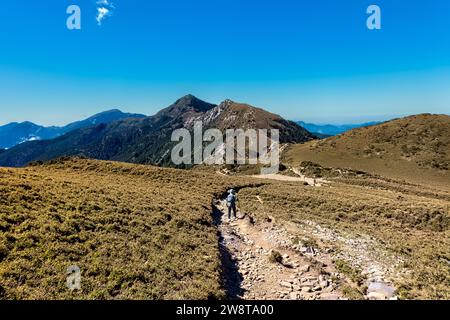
[215,199,345,300]
[287,220,404,300]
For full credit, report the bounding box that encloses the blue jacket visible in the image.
[226,194,237,205]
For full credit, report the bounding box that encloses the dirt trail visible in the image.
[214,198,345,300]
[216,166,327,186]
[249,168,327,186]
[250,173,312,183]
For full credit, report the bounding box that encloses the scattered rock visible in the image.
[301,281,316,287]
[313,285,322,292]
[289,292,299,300]
[299,265,310,272]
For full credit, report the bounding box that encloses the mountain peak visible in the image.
[174,94,209,107]
[97,109,123,114]
[158,95,217,117]
[181,93,197,100]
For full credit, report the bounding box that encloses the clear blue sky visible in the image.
[0,0,449,125]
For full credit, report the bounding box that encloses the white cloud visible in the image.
[96,0,115,26]
[96,7,110,25]
[96,0,112,6]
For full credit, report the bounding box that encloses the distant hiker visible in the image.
[226,189,238,221]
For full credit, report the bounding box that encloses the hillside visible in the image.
[0,158,244,299]
[237,170,450,300]
[209,100,314,143]
[0,158,448,300]
[0,110,146,150]
[0,95,314,168]
[284,114,450,187]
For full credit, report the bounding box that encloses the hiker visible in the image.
[226,189,238,221]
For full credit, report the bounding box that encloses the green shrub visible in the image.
[268,250,283,264]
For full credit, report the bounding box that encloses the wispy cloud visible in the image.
[96,0,115,26]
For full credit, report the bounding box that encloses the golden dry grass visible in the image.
[0,157,449,300]
[0,158,255,299]
[237,173,450,299]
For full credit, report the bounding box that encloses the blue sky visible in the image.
[0,0,449,125]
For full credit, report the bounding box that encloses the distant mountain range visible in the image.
[0,95,314,167]
[0,109,146,149]
[296,121,382,137]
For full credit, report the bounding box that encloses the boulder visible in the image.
[313,285,322,292]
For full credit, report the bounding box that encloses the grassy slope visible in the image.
[0,157,449,300]
[237,175,450,299]
[0,158,254,299]
[284,114,450,189]
[279,114,450,298]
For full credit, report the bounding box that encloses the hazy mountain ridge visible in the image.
[0,95,314,167]
[297,121,382,137]
[0,109,146,149]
